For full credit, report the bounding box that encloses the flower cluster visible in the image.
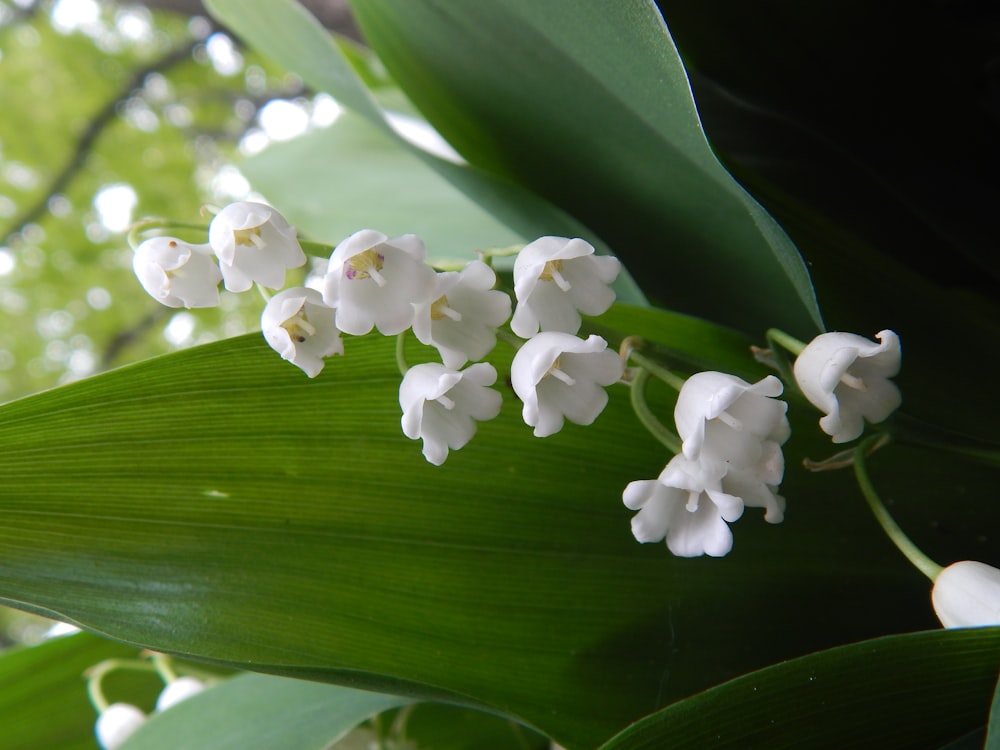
[623,372,790,557]
[132,208,625,466]
[130,205,920,570]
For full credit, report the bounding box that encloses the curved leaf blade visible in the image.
[598,628,1000,750]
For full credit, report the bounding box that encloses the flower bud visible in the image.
[931,560,1000,628]
[95,703,145,750]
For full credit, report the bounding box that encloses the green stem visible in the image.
[395,332,409,375]
[766,327,807,356]
[630,368,682,454]
[85,659,158,712]
[496,328,524,351]
[852,435,942,581]
[126,218,209,249]
[627,348,686,393]
[255,283,272,304]
[150,653,178,684]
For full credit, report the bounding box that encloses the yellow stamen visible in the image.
[346,248,387,286]
[539,259,571,291]
[430,295,463,322]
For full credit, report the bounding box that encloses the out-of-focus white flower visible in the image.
[931,560,1000,628]
[322,229,435,336]
[156,676,207,712]
[793,329,902,443]
[133,236,221,308]
[673,371,790,481]
[412,261,512,368]
[510,236,620,338]
[95,703,146,750]
[260,287,342,378]
[208,201,306,292]
[399,362,502,465]
[510,331,623,437]
[623,454,745,558]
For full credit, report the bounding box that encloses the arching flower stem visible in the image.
[852,434,942,582]
[85,658,159,712]
[620,338,686,393]
[395,332,409,375]
[763,327,804,388]
[629,367,682,454]
[126,218,209,250]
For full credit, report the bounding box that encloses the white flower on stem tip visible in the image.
[156,676,207,712]
[412,260,512,368]
[931,560,1000,629]
[673,371,791,482]
[793,329,902,443]
[510,236,621,338]
[400,362,502,465]
[208,201,306,292]
[261,287,343,378]
[322,229,436,336]
[95,703,146,750]
[510,331,623,438]
[133,236,221,308]
[623,454,746,558]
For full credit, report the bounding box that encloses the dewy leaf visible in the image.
[597,628,1000,750]
[2,311,997,748]
[119,673,409,750]
[344,0,824,337]
[203,0,647,306]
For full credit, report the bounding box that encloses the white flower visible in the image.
[673,371,790,482]
[412,261,512,368]
[156,676,207,712]
[510,332,623,437]
[208,201,306,292]
[322,229,436,336]
[510,236,621,338]
[399,362,502,465]
[261,287,343,378]
[931,560,1000,628]
[793,329,902,443]
[623,454,745,558]
[95,703,146,750]
[132,236,221,308]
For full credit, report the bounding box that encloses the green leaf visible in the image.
[344,0,823,337]
[987,672,1000,750]
[240,112,524,261]
[597,628,1000,750]
[0,633,152,750]
[204,0,647,306]
[1,301,995,747]
[119,673,408,750]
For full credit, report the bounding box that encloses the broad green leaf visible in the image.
[0,305,996,747]
[204,0,647,307]
[598,628,1000,750]
[0,632,152,750]
[987,673,1000,750]
[400,703,549,750]
[344,0,823,337]
[120,673,408,750]
[240,112,523,261]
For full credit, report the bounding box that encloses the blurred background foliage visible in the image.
[0,0,357,647]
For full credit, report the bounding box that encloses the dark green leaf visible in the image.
[598,629,1000,750]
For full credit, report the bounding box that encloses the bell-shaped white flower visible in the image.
[322,229,436,336]
[261,287,343,378]
[793,329,902,443]
[412,261,512,369]
[399,362,502,465]
[133,236,221,308]
[931,560,1000,628]
[208,201,306,292]
[156,676,207,712]
[511,331,623,437]
[95,703,146,750]
[674,371,790,481]
[510,236,621,338]
[623,455,746,558]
